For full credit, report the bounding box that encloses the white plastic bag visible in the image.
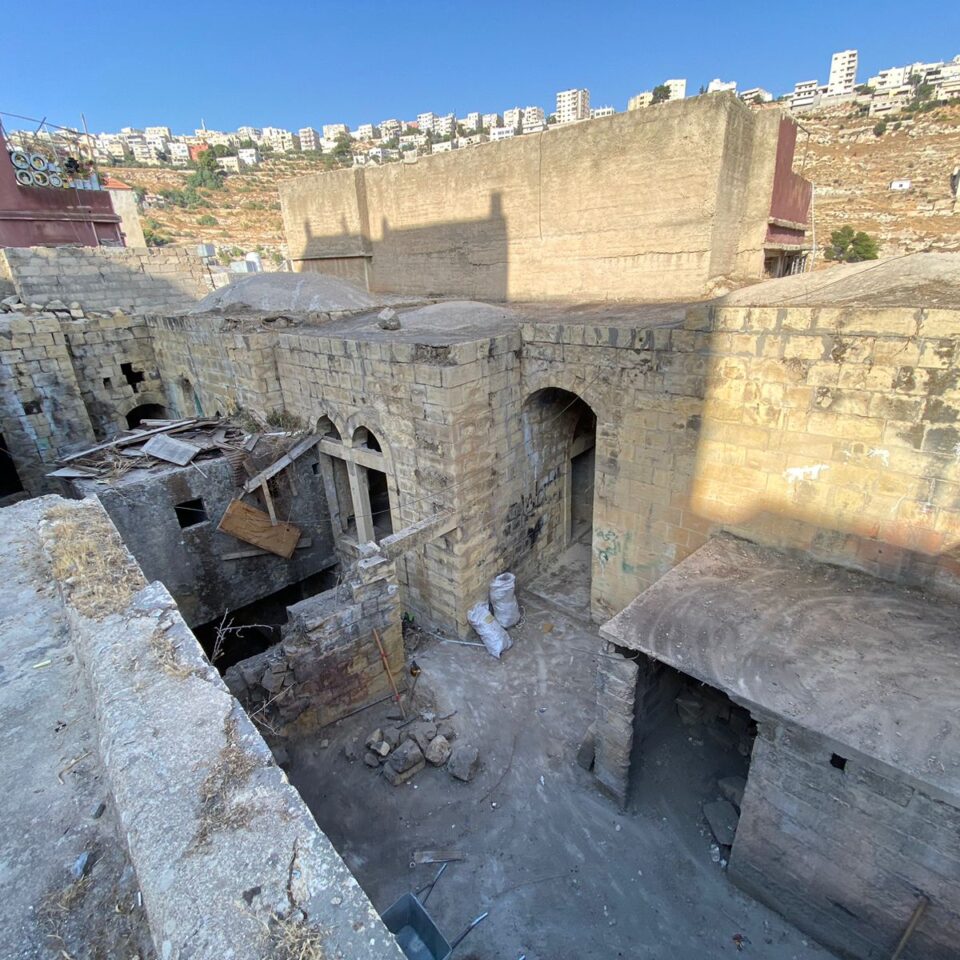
[468,602,513,659]
[489,572,520,628]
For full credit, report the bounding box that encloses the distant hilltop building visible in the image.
[556,88,590,124]
[628,78,686,111]
[827,49,858,97]
[707,79,737,94]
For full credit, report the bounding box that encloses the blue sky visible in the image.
[4,1,958,134]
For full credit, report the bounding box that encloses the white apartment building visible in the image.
[707,78,737,94]
[627,91,653,110]
[590,106,615,118]
[168,142,190,164]
[262,128,300,152]
[503,107,523,129]
[740,87,773,103]
[379,119,401,138]
[416,112,436,133]
[556,88,590,123]
[461,112,480,131]
[482,112,500,129]
[790,80,822,110]
[101,138,128,160]
[867,66,907,90]
[144,132,169,151]
[237,126,262,142]
[522,106,546,133]
[237,147,261,166]
[434,114,455,137]
[216,156,242,173]
[432,140,454,153]
[354,123,376,140]
[120,127,142,137]
[457,133,486,147]
[299,127,320,151]
[130,141,159,164]
[489,125,516,141]
[322,123,348,140]
[665,79,687,100]
[826,49,858,97]
[144,126,172,140]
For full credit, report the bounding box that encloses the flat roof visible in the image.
[600,534,960,803]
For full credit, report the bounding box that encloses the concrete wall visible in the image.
[0,245,213,313]
[280,95,792,302]
[732,721,960,960]
[107,187,147,247]
[79,455,338,628]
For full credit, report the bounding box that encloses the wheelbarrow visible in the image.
[381,863,488,960]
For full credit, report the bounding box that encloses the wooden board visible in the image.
[241,434,321,493]
[221,538,313,560]
[142,434,202,466]
[59,419,199,463]
[217,499,301,558]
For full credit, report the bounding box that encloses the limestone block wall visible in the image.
[0,310,96,494]
[281,95,790,302]
[0,245,213,313]
[60,311,164,437]
[147,315,283,419]
[731,722,960,960]
[79,455,337,628]
[224,553,404,729]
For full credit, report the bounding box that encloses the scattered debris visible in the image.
[384,740,425,786]
[425,734,452,766]
[410,849,465,866]
[141,433,202,465]
[718,775,747,810]
[377,307,401,330]
[71,851,92,880]
[703,799,740,847]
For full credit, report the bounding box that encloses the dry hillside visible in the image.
[798,100,960,260]
[105,102,960,263]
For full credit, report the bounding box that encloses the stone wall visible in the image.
[280,95,791,302]
[0,245,214,313]
[60,311,164,438]
[0,310,96,494]
[225,551,404,729]
[732,721,960,960]
[79,453,338,628]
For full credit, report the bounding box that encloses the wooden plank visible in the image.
[319,437,385,471]
[261,479,278,525]
[217,499,301,558]
[47,466,99,479]
[221,538,313,560]
[143,434,202,466]
[59,419,198,463]
[241,434,321,493]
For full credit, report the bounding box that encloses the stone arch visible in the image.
[316,414,342,440]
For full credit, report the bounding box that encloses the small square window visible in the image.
[830,753,847,771]
[175,497,207,528]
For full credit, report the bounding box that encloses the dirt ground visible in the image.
[285,577,839,960]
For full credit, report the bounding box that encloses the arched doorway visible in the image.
[519,388,597,615]
[126,403,169,429]
[353,426,393,539]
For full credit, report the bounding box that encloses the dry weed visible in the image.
[148,629,194,680]
[44,503,145,619]
[269,914,327,960]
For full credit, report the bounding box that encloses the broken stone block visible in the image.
[407,721,437,752]
[365,728,384,749]
[448,744,480,782]
[718,775,747,810]
[364,751,381,768]
[373,740,391,758]
[377,307,401,330]
[425,734,452,766]
[343,740,360,762]
[261,668,285,694]
[382,726,402,750]
[703,799,739,847]
[384,740,425,785]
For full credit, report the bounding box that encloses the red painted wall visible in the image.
[768,118,812,227]
[0,130,123,247]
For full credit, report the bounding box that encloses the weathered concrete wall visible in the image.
[0,309,96,494]
[79,454,337,628]
[107,187,147,247]
[732,721,960,960]
[281,95,790,302]
[225,552,404,729]
[36,496,401,960]
[0,245,213,313]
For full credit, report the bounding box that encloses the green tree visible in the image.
[187,148,224,189]
[825,225,881,263]
[332,132,354,165]
[197,214,219,226]
[873,120,887,137]
[651,84,671,104]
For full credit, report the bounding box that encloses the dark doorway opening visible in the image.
[628,658,757,864]
[368,468,393,540]
[120,362,145,393]
[174,497,207,528]
[192,567,340,672]
[126,403,168,429]
[0,433,25,498]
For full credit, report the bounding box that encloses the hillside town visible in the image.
[5,48,959,173]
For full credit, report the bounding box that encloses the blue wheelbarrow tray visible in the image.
[381,863,487,960]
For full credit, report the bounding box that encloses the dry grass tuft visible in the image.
[148,629,195,680]
[44,503,145,619]
[269,914,327,960]
[193,714,262,847]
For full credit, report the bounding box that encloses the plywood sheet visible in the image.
[217,499,301,558]
[142,434,201,465]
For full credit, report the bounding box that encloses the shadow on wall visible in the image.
[295,192,509,301]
